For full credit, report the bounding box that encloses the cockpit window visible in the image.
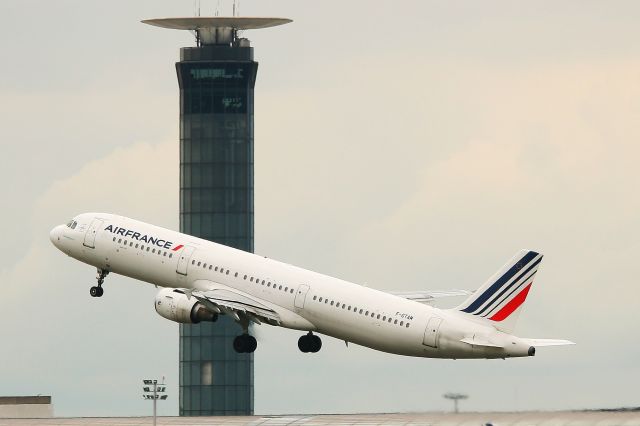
[66,220,78,229]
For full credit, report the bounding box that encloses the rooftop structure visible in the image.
[142,17,292,46]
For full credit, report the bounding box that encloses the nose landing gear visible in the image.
[90,269,109,298]
[298,332,322,353]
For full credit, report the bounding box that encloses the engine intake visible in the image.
[154,288,218,324]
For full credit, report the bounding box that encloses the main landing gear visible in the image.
[233,319,257,353]
[298,332,322,353]
[233,334,257,353]
[90,268,109,298]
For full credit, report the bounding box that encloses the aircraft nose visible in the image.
[49,225,63,247]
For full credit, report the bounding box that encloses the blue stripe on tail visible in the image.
[461,251,539,314]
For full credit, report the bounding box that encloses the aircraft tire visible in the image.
[311,335,322,353]
[90,286,100,297]
[246,335,257,353]
[297,335,310,353]
[233,335,247,353]
[96,287,104,297]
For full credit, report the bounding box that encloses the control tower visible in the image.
[142,16,291,416]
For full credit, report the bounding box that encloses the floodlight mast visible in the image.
[443,392,468,414]
[143,379,168,426]
[141,17,292,47]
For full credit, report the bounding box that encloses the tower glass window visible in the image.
[178,45,257,416]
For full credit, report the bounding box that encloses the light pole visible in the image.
[443,392,468,413]
[143,378,168,426]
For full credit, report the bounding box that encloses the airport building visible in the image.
[0,396,52,419]
[142,17,291,416]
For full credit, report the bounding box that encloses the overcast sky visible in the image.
[1,0,639,417]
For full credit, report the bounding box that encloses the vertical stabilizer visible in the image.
[455,250,543,333]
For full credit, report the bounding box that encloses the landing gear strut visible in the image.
[233,334,257,353]
[90,268,109,298]
[298,332,322,353]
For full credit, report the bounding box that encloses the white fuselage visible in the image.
[50,212,534,359]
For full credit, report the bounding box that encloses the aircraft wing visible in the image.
[176,280,281,326]
[388,289,473,303]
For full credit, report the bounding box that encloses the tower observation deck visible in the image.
[142,16,291,416]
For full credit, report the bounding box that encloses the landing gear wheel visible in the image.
[298,335,310,353]
[90,269,109,298]
[298,332,322,353]
[233,334,257,353]
[311,335,322,353]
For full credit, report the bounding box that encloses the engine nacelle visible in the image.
[154,288,218,324]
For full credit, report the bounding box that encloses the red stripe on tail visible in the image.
[172,244,184,251]
[489,283,532,322]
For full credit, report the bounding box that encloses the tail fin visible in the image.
[455,249,543,333]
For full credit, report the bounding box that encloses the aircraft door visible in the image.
[294,284,310,309]
[176,246,196,276]
[83,219,104,249]
[422,316,443,348]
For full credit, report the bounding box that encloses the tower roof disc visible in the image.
[142,17,292,31]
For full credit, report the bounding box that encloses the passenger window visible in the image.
[388,318,392,323]
[313,296,317,301]
[226,271,229,275]
[377,314,380,319]
[279,285,282,290]
[325,299,328,304]
[141,246,145,250]
[209,265,212,270]
[290,289,294,294]
[244,275,247,280]
[130,242,133,247]
[146,247,150,252]
[365,311,369,315]
[406,323,410,328]
[235,272,238,277]
[342,304,345,309]
[262,280,265,285]
[250,277,254,282]
[400,321,404,326]
[191,260,195,265]
[118,239,122,243]
[152,249,156,254]
[124,240,128,245]
[220,268,224,273]
[135,243,139,248]
[215,267,218,271]
[197,261,201,266]
[394,319,398,324]
[359,309,363,314]
[319,297,323,302]
[203,263,207,268]
[267,283,271,287]
[113,237,116,242]
[163,252,167,257]
[284,287,288,292]
[382,316,386,321]
[330,301,334,306]
[169,254,173,258]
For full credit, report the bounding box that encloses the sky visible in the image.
[1,0,639,417]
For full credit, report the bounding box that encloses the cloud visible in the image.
[0,141,179,416]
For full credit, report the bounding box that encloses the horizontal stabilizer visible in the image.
[522,338,575,347]
[389,289,472,304]
[460,337,503,348]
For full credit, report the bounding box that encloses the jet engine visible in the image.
[154,288,218,324]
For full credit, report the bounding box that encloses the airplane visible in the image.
[50,213,574,358]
